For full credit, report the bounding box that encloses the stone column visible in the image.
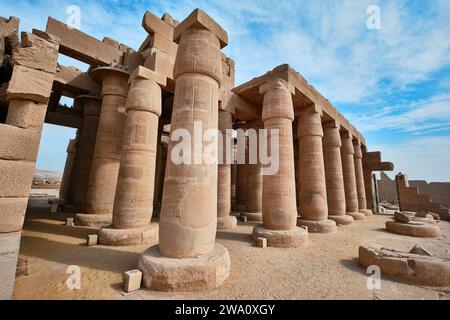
[341,132,365,220]
[353,140,373,216]
[75,67,129,227]
[235,140,248,212]
[322,121,354,225]
[251,79,308,247]
[217,110,237,229]
[243,128,263,222]
[59,139,77,202]
[297,107,337,233]
[69,95,101,210]
[99,67,165,246]
[138,9,230,292]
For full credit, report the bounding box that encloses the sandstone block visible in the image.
[66,218,74,226]
[0,232,21,300]
[7,65,54,103]
[143,48,174,80]
[12,32,59,73]
[252,225,309,248]
[0,160,35,197]
[0,197,28,232]
[150,33,178,57]
[5,100,47,131]
[50,203,58,213]
[410,244,432,256]
[142,11,174,41]
[256,237,267,248]
[98,224,159,246]
[123,270,142,293]
[86,234,98,247]
[75,214,112,228]
[0,124,41,161]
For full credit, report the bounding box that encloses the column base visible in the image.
[297,219,338,233]
[138,244,231,292]
[74,213,112,228]
[217,216,237,230]
[385,220,441,238]
[98,223,159,246]
[360,209,373,216]
[251,224,309,248]
[346,211,366,220]
[328,215,354,226]
[242,212,263,222]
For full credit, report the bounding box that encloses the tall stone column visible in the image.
[251,79,308,247]
[341,132,365,220]
[353,140,373,216]
[235,140,248,212]
[322,121,353,225]
[59,139,77,202]
[217,110,237,229]
[243,128,263,222]
[99,66,165,246]
[297,107,337,233]
[69,95,100,209]
[75,67,129,227]
[138,9,230,292]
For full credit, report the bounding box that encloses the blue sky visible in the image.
[1,0,450,181]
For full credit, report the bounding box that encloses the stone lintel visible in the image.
[55,65,101,96]
[173,9,228,48]
[340,131,353,140]
[322,118,340,129]
[45,108,83,129]
[129,65,167,87]
[31,29,60,45]
[46,17,122,66]
[142,11,174,41]
[298,103,322,115]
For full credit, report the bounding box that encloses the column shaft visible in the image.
[59,139,77,201]
[353,140,373,216]
[341,132,365,220]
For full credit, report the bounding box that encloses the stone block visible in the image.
[0,232,21,300]
[7,65,54,103]
[150,33,178,57]
[0,197,28,232]
[129,65,167,86]
[123,269,142,293]
[86,234,98,246]
[174,9,228,48]
[66,218,74,226]
[49,203,58,213]
[0,159,35,197]
[143,48,174,80]
[0,124,41,161]
[256,237,267,248]
[5,100,47,132]
[142,11,174,41]
[12,32,59,74]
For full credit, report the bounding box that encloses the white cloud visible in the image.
[374,136,450,182]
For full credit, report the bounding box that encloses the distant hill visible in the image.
[33,169,63,182]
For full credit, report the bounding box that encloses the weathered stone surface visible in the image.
[5,99,47,132]
[256,237,267,248]
[99,224,159,246]
[142,11,174,41]
[252,224,309,248]
[45,17,122,66]
[54,65,101,96]
[0,232,21,300]
[138,244,230,292]
[74,213,112,228]
[7,65,54,103]
[150,33,178,57]
[0,159,35,197]
[410,244,433,256]
[12,32,59,73]
[359,246,450,286]
[217,215,237,230]
[386,219,441,238]
[0,124,41,161]
[86,234,98,246]
[242,212,263,222]
[0,197,28,232]
[297,218,338,233]
[143,47,174,80]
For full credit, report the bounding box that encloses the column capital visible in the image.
[340,131,355,154]
[297,104,323,138]
[91,67,130,97]
[74,94,101,117]
[259,78,295,95]
[353,139,363,159]
[261,79,295,122]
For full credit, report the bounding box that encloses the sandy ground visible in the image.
[13,192,450,300]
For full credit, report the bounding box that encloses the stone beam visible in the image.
[45,107,83,128]
[142,11,174,41]
[54,65,100,97]
[45,17,122,66]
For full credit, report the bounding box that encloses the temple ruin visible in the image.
[10,7,447,298]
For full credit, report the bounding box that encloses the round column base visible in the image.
[385,220,441,238]
[74,213,112,228]
[138,244,231,292]
[98,223,159,246]
[242,212,263,222]
[346,211,366,220]
[217,216,237,230]
[251,224,309,248]
[328,215,354,226]
[360,209,373,216]
[297,219,338,233]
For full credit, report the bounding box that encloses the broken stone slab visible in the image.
[394,211,412,223]
[0,16,20,52]
[12,32,59,74]
[359,245,450,286]
[15,257,28,277]
[7,65,54,103]
[123,270,142,293]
